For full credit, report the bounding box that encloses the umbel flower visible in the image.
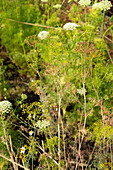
[0,100,13,113]
[78,0,91,7]
[53,4,62,8]
[41,0,48,2]
[92,0,112,11]
[77,88,87,95]
[35,120,50,131]
[63,22,79,30]
[38,31,49,40]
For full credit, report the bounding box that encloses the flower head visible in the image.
[77,88,87,95]
[21,94,27,100]
[38,31,49,40]
[53,4,62,9]
[0,100,13,113]
[21,147,26,153]
[78,0,91,7]
[35,120,50,131]
[41,0,48,2]
[92,0,112,11]
[63,22,79,31]
[31,79,34,82]
[29,130,34,136]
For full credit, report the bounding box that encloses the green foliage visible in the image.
[0,59,7,98]
[0,0,113,169]
[91,121,113,143]
[46,13,60,27]
[0,115,26,169]
[0,123,9,169]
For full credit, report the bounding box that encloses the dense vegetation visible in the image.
[0,0,113,169]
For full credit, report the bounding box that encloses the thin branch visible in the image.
[76,52,87,170]
[86,142,96,169]
[9,135,15,158]
[104,35,113,43]
[58,74,61,169]
[1,17,113,43]
[105,46,113,64]
[83,53,87,130]
[91,58,105,127]
[73,92,84,107]
[52,55,61,169]
[0,17,56,29]
[1,116,16,169]
[90,58,100,103]
[61,118,67,169]
[103,25,113,39]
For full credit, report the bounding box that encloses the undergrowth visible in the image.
[0,0,113,169]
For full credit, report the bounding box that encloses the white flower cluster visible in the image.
[38,31,49,40]
[77,88,87,95]
[63,22,79,31]
[92,0,112,11]
[78,0,91,7]
[41,0,48,2]
[53,4,62,9]
[0,100,13,113]
[35,120,50,131]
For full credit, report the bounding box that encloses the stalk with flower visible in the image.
[78,0,91,22]
[92,0,112,36]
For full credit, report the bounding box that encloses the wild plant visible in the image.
[0,99,30,170]
[0,59,7,100]
[0,0,113,169]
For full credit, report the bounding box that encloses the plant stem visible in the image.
[83,53,87,129]
[61,118,67,169]
[101,11,105,38]
[102,24,113,41]
[52,55,61,169]
[86,142,96,169]
[32,155,33,170]
[58,73,61,169]
[85,6,87,23]
[110,139,113,170]
[0,17,56,29]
